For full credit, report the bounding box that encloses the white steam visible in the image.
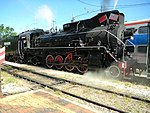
[114,0,119,10]
[36,5,53,29]
[101,0,119,11]
[101,0,111,11]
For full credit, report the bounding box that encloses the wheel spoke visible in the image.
[107,65,120,77]
[32,56,38,65]
[55,55,63,69]
[77,64,88,73]
[76,57,88,73]
[64,55,74,71]
[46,55,54,68]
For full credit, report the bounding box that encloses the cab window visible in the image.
[138,26,148,34]
[137,46,147,53]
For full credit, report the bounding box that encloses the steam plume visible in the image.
[101,0,111,11]
[101,0,119,12]
[36,5,53,29]
[114,0,119,10]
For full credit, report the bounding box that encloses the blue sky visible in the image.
[0,0,150,34]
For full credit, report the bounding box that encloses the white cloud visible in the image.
[36,5,53,29]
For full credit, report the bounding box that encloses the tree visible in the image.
[0,24,17,38]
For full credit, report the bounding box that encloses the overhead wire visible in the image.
[77,0,150,9]
[76,0,100,7]
[56,1,150,26]
[73,1,150,19]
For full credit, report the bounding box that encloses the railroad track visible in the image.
[3,63,150,103]
[2,63,150,112]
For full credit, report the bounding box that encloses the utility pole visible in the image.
[52,20,55,29]
[148,22,150,77]
[0,67,3,98]
[71,14,75,22]
[51,20,56,33]
[0,47,5,98]
[101,5,103,12]
[34,16,37,29]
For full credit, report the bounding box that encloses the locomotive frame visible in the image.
[18,29,126,73]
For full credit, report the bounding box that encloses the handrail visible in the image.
[49,28,127,61]
[74,29,126,48]
[127,39,135,47]
[100,29,126,61]
[76,21,80,32]
[102,29,125,46]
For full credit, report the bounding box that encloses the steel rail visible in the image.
[3,64,150,103]
[2,67,127,113]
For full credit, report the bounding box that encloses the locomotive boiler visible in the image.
[2,10,135,77]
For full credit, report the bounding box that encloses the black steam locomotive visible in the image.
[1,10,137,78]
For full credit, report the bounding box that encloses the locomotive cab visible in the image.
[18,29,44,60]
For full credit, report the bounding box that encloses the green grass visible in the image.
[1,71,18,85]
[3,77,17,84]
[124,82,132,87]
